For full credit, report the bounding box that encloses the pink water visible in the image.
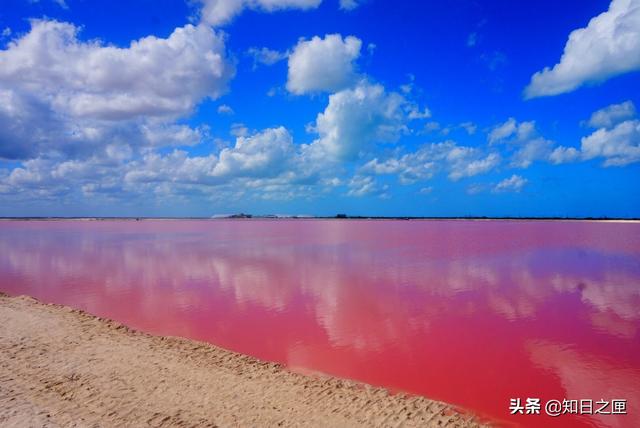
[0,220,639,427]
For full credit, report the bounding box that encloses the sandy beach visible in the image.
[0,293,484,427]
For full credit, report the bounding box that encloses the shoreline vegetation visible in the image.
[0,292,486,427]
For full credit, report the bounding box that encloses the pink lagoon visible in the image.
[1,219,639,427]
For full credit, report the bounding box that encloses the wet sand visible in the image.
[0,293,485,427]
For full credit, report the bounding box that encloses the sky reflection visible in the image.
[0,219,638,427]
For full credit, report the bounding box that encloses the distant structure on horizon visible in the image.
[228,213,253,219]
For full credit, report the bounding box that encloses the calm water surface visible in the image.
[1,220,639,427]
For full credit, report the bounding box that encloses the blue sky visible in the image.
[0,0,639,217]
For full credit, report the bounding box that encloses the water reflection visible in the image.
[0,220,639,428]
[529,340,640,428]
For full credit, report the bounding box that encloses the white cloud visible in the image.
[0,21,368,204]
[247,46,288,67]
[511,138,554,168]
[494,174,527,192]
[0,126,331,202]
[424,121,440,132]
[141,124,206,147]
[448,148,500,180]
[1,149,134,199]
[488,118,516,143]
[124,150,219,186]
[0,88,207,160]
[525,0,640,98]
[339,0,364,10]
[361,141,500,183]
[581,119,640,166]
[488,118,535,144]
[460,122,477,135]
[119,126,332,199]
[198,0,245,26]
[212,127,295,178]
[53,0,68,9]
[367,42,376,55]
[408,107,432,120]
[0,20,233,121]
[0,19,233,160]
[549,146,581,164]
[488,118,556,168]
[0,87,58,159]
[29,0,68,9]
[347,175,387,197]
[287,34,362,95]
[198,0,322,26]
[347,175,374,196]
[587,100,636,128]
[230,123,249,137]
[310,81,408,160]
[361,154,435,184]
[552,104,640,166]
[217,104,234,114]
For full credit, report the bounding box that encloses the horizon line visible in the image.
[1,216,639,221]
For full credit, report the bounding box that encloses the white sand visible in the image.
[0,293,485,427]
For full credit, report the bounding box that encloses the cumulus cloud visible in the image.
[124,150,220,187]
[510,138,554,168]
[0,88,206,159]
[493,107,640,168]
[0,87,60,159]
[494,174,527,192]
[586,100,636,128]
[407,107,432,120]
[460,122,477,135]
[339,0,364,10]
[488,118,535,144]
[361,141,500,183]
[310,81,409,160]
[347,175,387,197]
[488,118,556,168]
[0,126,332,202]
[447,147,500,180]
[488,118,517,143]
[287,34,362,94]
[212,127,295,178]
[141,124,206,147]
[553,105,640,166]
[29,0,68,9]
[525,0,640,98]
[247,46,289,68]
[581,119,640,166]
[198,0,322,26]
[0,20,233,121]
[0,19,233,160]
[549,146,581,164]
[217,104,234,114]
[361,153,435,184]
[1,146,135,199]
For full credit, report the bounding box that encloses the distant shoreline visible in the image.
[0,216,639,222]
